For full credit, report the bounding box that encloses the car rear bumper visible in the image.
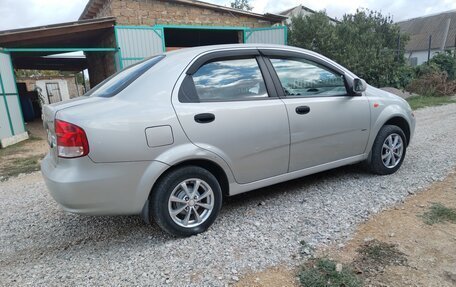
[41,154,169,215]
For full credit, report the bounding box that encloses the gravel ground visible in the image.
[1,103,456,286]
[380,87,415,99]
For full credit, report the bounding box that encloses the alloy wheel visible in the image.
[168,178,214,228]
[381,133,404,168]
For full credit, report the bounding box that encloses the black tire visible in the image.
[150,166,222,237]
[368,125,407,175]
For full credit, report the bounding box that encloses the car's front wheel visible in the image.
[368,125,407,175]
[150,166,222,237]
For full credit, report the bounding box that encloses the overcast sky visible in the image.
[1,0,456,30]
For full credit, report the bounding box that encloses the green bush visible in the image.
[413,62,441,78]
[428,51,456,80]
[407,52,456,96]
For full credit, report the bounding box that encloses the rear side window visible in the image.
[270,58,347,97]
[192,58,268,101]
[87,55,165,98]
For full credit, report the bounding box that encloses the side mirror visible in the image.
[352,78,367,95]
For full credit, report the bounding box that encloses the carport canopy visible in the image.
[0,17,117,71]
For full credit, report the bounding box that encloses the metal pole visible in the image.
[74,73,80,97]
[397,35,401,61]
[427,35,432,62]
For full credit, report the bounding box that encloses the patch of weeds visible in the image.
[353,240,407,276]
[421,203,456,225]
[28,134,43,141]
[299,258,362,287]
[299,240,315,257]
[0,154,44,181]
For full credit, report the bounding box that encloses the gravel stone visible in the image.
[1,104,456,286]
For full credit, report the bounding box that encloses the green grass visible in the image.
[298,240,409,286]
[299,259,362,287]
[0,154,44,181]
[421,203,456,225]
[406,95,456,110]
[356,240,407,268]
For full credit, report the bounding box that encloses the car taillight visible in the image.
[55,119,89,158]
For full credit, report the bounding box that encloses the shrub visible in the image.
[414,62,441,78]
[429,51,456,80]
[407,71,456,97]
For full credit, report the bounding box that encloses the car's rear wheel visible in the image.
[369,125,407,175]
[150,166,222,237]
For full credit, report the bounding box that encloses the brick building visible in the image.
[78,0,287,85]
[81,0,280,28]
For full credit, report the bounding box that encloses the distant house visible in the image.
[278,4,338,26]
[397,10,456,66]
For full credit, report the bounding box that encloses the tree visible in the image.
[230,0,253,11]
[288,9,410,87]
[288,11,338,59]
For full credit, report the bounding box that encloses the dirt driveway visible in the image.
[0,120,47,181]
[321,170,456,287]
[237,170,456,287]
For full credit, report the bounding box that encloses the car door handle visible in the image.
[295,106,310,115]
[194,113,215,123]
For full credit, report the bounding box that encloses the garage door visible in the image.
[0,51,25,140]
[115,26,165,70]
[244,26,287,45]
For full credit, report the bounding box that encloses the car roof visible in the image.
[161,44,357,79]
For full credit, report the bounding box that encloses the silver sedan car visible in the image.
[41,44,415,236]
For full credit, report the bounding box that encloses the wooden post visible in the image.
[82,71,88,94]
[74,73,80,97]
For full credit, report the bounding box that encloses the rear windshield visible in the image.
[87,55,165,98]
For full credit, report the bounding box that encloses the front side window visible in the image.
[270,58,347,97]
[192,58,268,101]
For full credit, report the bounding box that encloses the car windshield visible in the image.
[87,55,165,98]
